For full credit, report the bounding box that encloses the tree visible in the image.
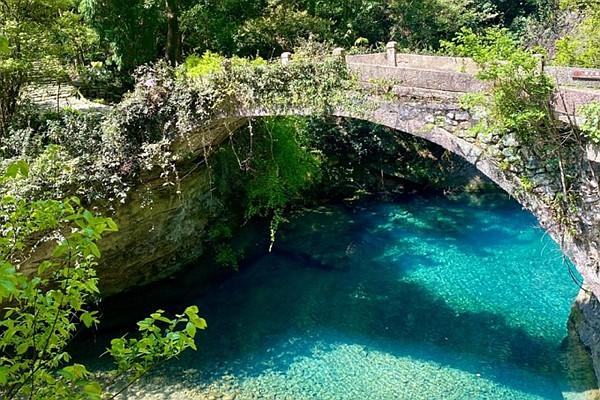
[79,0,165,71]
[387,0,497,49]
[235,1,331,57]
[180,0,267,56]
[0,0,88,136]
[232,0,498,56]
[165,0,181,66]
[554,1,600,68]
[80,0,186,69]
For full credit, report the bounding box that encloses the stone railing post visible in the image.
[534,54,545,74]
[332,47,346,64]
[386,41,397,67]
[281,52,291,66]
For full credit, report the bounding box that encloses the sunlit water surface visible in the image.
[77,193,596,399]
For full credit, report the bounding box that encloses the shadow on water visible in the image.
[346,194,537,258]
[71,193,590,399]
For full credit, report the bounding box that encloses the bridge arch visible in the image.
[211,95,598,304]
[206,105,600,378]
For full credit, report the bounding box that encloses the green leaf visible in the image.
[83,381,103,400]
[190,315,207,330]
[0,36,8,55]
[60,364,89,380]
[4,160,29,179]
[106,218,119,232]
[52,242,69,258]
[83,210,94,222]
[185,321,196,337]
[0,262,17,301]
[184,305,199,316]
[37,260,54,275]
[81,311,97,328]
[88,242,100,258]
[0,365,9,385]
[16,342,29,355]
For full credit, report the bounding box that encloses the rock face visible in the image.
[570,289,600,396]
[93,119,248,295]
[96,166,215,295]
[20,157,218,296]
[18,120,241,295]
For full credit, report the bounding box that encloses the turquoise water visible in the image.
[80,193,594,399]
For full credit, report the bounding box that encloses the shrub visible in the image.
[554,2,600,68]
[0,162,205,399]
[580,101,600,144]
[183,51,225,78]
[442,27,555,142]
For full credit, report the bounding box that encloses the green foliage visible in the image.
[490,0,556,26]
[0,45,354,208]
[245,118,321,217]
[580,102,600,144]
[175,0,542,59]
[442,27,555,142]
[183,52,225,78]
[554,3,600,68]
[520,176,534,192]
[107,306,205,382]
[244,118,321,247]
[182,52,267,79]
[229,0,498,56]
[235,2,331,56]
[211,118,321,250]
[0,0,94,135]
[180,0,266,56]
[1,107,104,159]
[207,223,242,269]
[388,0,497,49]
[444,27,583,233]
[0,35,8,54]
[0,162,203,399]
[211,117,322,251]
[79,0,165,71]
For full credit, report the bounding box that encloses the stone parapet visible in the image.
[348,62,487,93]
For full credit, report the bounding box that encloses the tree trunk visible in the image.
[165,0,181,66]
[0,70,23,139]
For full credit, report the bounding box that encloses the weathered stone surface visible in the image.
[20,158,217,296]
[570,289,600,394]
[95,166,215,295]
[22,120,245,296]
[565,305,600,398]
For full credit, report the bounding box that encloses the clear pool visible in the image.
[79,193,596,399]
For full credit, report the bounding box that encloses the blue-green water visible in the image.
[80,193,595,399]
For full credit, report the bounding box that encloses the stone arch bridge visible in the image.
[211,44,600,299]
[35,44,600,381]
[206,45,600,381]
